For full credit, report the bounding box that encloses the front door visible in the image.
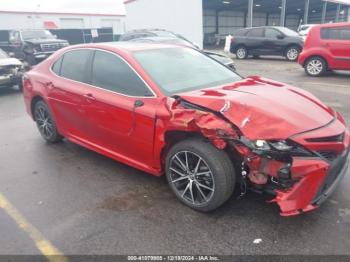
[82,49,158,167]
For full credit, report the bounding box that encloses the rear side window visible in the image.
[91,50,153,97]
[60,50,91,83]
[52,57,63,75]
[247,28,264,37]
[321,27,350,40]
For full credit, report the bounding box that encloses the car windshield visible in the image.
[278,27,299,37]
[0,49,8,58]
[133,47,241,96]
[21,30,55,40]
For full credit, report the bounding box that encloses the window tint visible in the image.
[52,57,63,75]
[265,28,281,38]
[92,50,152,97]
[321,27,350,40]
[247,28,264,37]
[60,50,91,82]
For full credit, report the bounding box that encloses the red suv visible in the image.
[298,22,350,76]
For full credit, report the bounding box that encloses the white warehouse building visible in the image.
[125,0,350,48]
[0,10,126,35]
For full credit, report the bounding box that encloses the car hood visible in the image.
[24,39,68,45]
[0,58,22,67]
[177,77,335,140]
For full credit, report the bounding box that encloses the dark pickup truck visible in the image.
[0,29,69,65]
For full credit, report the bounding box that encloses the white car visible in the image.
[298,24,318,40]
[0,49,24,91]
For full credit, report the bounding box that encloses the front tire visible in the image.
[34,100,63,143]
[285,46,300,61]
[305,57,327,77]
[165,138,235,212]
[236,46,248,59]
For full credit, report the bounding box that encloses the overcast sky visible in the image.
[0,0,126,14]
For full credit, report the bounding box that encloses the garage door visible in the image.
[60,18,85,29]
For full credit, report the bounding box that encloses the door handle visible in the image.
[44,81,55,90]
[134,100,144,108]
[83,93,96,102]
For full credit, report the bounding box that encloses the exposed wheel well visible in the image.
[31,96,44,121]
[161,131,200,167]
[160,130,242,175]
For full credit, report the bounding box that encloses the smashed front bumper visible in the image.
[273,147,349,216]
[0,72,23,87]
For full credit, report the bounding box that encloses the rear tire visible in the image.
[34,100,63,143]
[165,138,235,212]
[304,56,327,77]
[285,46,301,61]
[236,46,248,59]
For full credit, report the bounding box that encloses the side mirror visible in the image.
[53,35,58,39]
[8,52,15,57]
[277,34,285,40]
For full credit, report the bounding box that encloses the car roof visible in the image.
[314,22,350,28]
[65,41,184,52]
[126,28,170,33]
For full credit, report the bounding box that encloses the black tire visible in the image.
[235,46,248,59]
[17,80,23,92]
[304,56,327,77]
[165,138,235,212]
[34,100,63,143]
[285,46,301,61]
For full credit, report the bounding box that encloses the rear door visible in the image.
[48,49,95,139]
[82,49,158,166]
[321,26,350,69]
[245,28,265,55]
[264,28,285,55]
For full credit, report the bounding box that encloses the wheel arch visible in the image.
[284,44,302,55]
[160,130,242,175]
[30,95,45,121]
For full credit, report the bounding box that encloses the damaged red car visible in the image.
[23,43,350,216]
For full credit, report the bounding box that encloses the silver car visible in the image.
[0,49,24,91]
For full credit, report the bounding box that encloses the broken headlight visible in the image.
[241,138,314,157]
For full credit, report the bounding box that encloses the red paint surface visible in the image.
[23,43,350,216]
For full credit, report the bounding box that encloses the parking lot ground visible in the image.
[0,58,350,256]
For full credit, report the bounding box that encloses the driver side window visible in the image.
[265,29,281,39]
[91,50,154,97]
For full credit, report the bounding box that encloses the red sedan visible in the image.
[23,43,349,216]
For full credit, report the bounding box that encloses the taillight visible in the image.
[23,74,33,91]
[231,37,235,43]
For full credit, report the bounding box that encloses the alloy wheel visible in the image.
[236,48,247,59]
[306,59,323,76]
[35,105,54,140]
[287,48,299,61]
[169,151,215,205]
